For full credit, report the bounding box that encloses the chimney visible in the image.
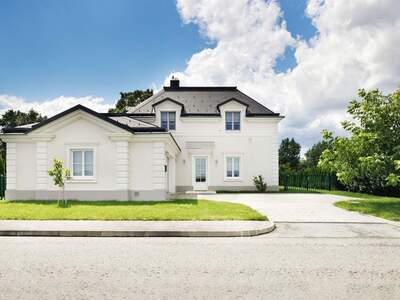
[170,76,180,88]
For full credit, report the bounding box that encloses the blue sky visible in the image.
[0,0,315,104]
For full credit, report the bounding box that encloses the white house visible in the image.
[0,78,283,200]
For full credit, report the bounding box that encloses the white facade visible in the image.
[153,99,281,192]
[1,89,282,201]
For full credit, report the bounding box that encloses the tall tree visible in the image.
[109,89,153,113]
[0,108,47,127]
[304,141,330,169]
[319,87,400,195]
[0,108,47,174]
[279,138,301,170]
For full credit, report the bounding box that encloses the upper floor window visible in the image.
[71,149,94,179]
[161,111,176,130]
[225,112,240,130]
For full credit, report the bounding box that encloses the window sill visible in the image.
[67,179,97,184]
[224,178,242,182]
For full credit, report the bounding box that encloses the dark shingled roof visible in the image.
[129,86,280,117]
[1,105,166,134]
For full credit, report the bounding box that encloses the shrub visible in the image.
[253,175,267,192]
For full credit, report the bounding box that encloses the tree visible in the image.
[279,138,301,171]
[0,108,47,175]
[0,108,47,127]
[48,159,71,206]
[319,87,400,195]
[304,141,330,169]
[108,89,153,113]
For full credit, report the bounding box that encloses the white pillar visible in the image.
[116,140,129,190]
[152,142,166,190]
[36,141,48,190]
[6,143,16,190]
[168,156,176,193]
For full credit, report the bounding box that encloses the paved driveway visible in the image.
[201,193,387,223]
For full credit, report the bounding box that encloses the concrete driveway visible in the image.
[201,193,387,223]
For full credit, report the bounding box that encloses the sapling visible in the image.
[48,159,71,207]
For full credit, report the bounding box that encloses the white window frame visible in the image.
[224,155,242,181]
[160,111,176,131]
[68,147,96,181]
[225,111,241,131]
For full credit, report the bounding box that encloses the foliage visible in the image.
[108,89,153,113]
[0,108,47,127]
[0,200,267,221]
[253,175,267,192]
[319,87,400,196]
[48,159,71,206]
[279,138,301,171]
[0,108,47,175]
[304,141,331,169]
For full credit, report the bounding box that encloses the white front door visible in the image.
[193,156,208,191]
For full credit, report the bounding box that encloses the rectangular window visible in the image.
[161,111,176,130]
[225,112,240,130]
[71,149,94,178]
[226,156,240,178]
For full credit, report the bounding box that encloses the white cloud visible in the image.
[172,0,400,149]
[0,95,111,117]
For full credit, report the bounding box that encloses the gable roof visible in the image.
[129,86,280,117]
[1,105,166,134]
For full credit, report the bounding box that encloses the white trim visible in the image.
[192,155,209,190]
[224,154,243,181]
[66,145,97,181]
[160,110,177,131]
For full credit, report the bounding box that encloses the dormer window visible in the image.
[225,112,240,130]
[161,111,176,130]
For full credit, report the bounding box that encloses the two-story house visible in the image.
[1,78,283,200]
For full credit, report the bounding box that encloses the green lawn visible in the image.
[279,186,400,222]
[0,199,267,221]
[333,193,400,222]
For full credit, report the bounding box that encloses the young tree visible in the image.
[108,89,153,113]
[319,87,400,195]
[279,138,301,171]
[48,159,71,206]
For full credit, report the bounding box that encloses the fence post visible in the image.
[284,175,289,192]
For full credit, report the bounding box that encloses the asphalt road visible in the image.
[1,222,400,299]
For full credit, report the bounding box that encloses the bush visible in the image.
[253,175,267,192]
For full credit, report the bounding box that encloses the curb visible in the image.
[0,221,275,238]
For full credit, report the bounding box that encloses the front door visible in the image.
[193,156,208,191]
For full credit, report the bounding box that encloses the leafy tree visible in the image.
[109,89,153,113]
[319,87,400,195]
[0,108,47,127]
[48,159,71,206]
[304,141,331,169]
[279,138,301,171]
[0,108,47,175]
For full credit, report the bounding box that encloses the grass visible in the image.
[0,199,267,221]
[279,186,400,222]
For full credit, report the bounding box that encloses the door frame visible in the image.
[192,155,209,191]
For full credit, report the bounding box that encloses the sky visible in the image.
[1,0,399,153]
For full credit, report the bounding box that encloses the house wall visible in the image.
[5,112,170,201]
[153,100,280,192]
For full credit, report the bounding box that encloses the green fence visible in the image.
[0,174,5,199]
[280,173,334,192]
